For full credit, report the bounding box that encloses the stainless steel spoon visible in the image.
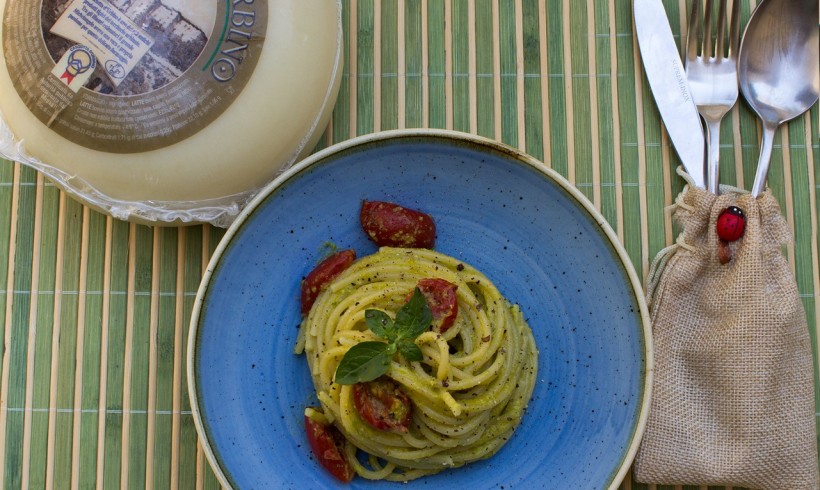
[737,0,819,197]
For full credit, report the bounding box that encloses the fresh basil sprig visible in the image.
[334,288,432,385]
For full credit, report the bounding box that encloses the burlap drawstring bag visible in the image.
[633,179,820,490]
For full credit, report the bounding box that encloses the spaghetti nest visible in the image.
[295,247,538,481]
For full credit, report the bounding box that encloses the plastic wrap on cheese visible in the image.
[0,0,343,227]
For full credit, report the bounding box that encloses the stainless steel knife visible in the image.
[634,0,705,188]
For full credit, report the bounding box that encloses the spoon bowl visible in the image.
[738,0,819,196]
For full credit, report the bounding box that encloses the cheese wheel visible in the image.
[0,0,343,226]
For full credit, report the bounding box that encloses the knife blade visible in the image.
[633,0,705,188]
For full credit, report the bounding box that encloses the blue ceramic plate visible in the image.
[188,130,652,489]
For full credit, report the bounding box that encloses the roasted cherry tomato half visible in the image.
[300,249,356,315]
[360,200,436,248]
[352,377,413,433]
[304,407,355,483]
[417,278,458,332]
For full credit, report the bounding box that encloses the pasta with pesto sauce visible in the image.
[295,246,538,481]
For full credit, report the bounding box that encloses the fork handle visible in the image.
[705,119,722,194]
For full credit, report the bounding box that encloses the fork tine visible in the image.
[703,0,714,57]
[715,0,728,58]
[729,0,741,59]
[686,0,701,66]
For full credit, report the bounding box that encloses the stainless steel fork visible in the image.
[684,0,741,194]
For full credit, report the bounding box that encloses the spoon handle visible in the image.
[751,123,777,197]
[705,119,721,195]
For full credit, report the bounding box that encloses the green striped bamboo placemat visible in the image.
[0,0,817,488]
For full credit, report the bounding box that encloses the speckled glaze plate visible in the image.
[187,130,652,489]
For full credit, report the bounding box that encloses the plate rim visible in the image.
[186,128,654,489]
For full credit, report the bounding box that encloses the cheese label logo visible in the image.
[49,0,154,88]
[51,44,97,92]
[2,0,266,153]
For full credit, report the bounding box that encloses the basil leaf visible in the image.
[365,309,395,341]
[334,341,392,385]
[340,289,432,384]
[397,341,423,362]
[395,288,433,339]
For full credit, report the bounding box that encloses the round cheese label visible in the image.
[4,0,265,154]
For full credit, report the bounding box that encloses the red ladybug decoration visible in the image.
[716,206,746,242]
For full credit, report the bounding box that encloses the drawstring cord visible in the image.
[646,243,676,307]
[645,191,698,306]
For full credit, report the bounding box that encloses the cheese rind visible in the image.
[0,0,343,226]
